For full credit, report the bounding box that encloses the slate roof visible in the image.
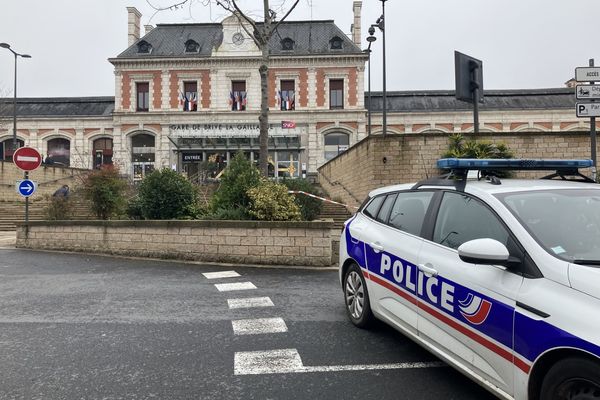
[0,97,114,118]
[116,20,362,59]
[366,88,576,112]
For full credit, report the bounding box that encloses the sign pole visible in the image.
[590,58,597,181]
[470,62,480,134]
[24,171,29,235]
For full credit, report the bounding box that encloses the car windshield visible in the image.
[496,189,600,264]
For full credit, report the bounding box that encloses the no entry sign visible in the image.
[13,147,42,171]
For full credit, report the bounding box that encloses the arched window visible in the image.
[0,138,24,162]
[324,132,349,161]
[93,138,113,169]
[47,138,70,166]
[131,133,155,181]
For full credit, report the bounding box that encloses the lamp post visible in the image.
[0,43,31,160]
[365,27,377,136]
[374,0,387,136]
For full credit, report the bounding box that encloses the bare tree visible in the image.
[0,87,12,141]
[148,0,300,176]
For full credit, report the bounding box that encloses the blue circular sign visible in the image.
[18,179,36,197]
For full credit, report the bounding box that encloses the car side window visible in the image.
[376,193,397,223]
[363,195,384,219]
[433,192,509,250]
[388,191,434,236]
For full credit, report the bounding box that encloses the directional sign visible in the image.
[576,102,600,118]
[576,67,600,82]
[13,147,42,171]
[576,85,600,100]
[16,179,36,197]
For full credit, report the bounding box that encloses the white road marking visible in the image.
[231,318,288,335]
[228,297,274,309]
[214,282,257,292]
[202,271,241,279]
[235,349,303,375]
[234,348,446,375]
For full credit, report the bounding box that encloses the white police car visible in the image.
[339,158,600,400]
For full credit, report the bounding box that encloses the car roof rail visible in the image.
[411,171,468,191]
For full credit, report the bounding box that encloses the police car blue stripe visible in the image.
[344,231,600,371]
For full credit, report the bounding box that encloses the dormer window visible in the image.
[281,38,294,51]
[185,39,200,53]
[330,36,343,50]
[137,40,152,54]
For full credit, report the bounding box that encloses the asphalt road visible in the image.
[0,247,495,400]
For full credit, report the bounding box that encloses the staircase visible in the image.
[317,202,353,229]
[0,193,93,231]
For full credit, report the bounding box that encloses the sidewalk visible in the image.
[0,231,16,248]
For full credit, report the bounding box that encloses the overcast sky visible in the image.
[1,0,599,98]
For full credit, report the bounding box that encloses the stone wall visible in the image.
[318,131,599,208]
[0,161,89,202]
[16,220,334,267]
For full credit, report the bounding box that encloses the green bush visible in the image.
[281,178,323,221]
[206,206,251,220]
[126,195,144,220]
[44,196,73,220]
[211,152,261,211]
[82,165,128,220]
[443,133,513,159]
[442,133,514,177]
[138,168,197,219]
[247,180,301,221]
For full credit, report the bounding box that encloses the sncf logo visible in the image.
[459,293,492,325]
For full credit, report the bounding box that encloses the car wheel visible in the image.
[344,263,374,328]
[540,357,600,400]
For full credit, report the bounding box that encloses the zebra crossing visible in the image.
[202,269,446,377]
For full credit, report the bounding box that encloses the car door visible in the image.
[345,195,386,271]
[364,191,435,335]
[416,191,523,396]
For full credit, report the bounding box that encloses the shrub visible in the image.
[126,195,144,220]
[442,133,514,177]
[82,165,127,220]
[206,206,251,220]
[211,152,261,211]
[44,195,73,220]
[138,168,197,219]
[443,133,513,159]
[281,178,323,221]
[247,180,301,221]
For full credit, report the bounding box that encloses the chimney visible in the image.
[127,7,142,46]
[351,1,362,47]
[145,25,154,35]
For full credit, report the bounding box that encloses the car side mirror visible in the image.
[458,238,510,265]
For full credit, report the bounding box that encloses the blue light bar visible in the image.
[437,158,593,170]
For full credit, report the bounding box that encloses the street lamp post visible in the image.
[374,0,387,136]
[380,0,387,136]
[365,27,377,136]
[0,43,31,159]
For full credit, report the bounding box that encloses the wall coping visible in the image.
[15,219,335,229]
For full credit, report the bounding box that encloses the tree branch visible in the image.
[268,0,300,36]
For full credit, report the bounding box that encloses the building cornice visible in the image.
[109,54,367,70]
